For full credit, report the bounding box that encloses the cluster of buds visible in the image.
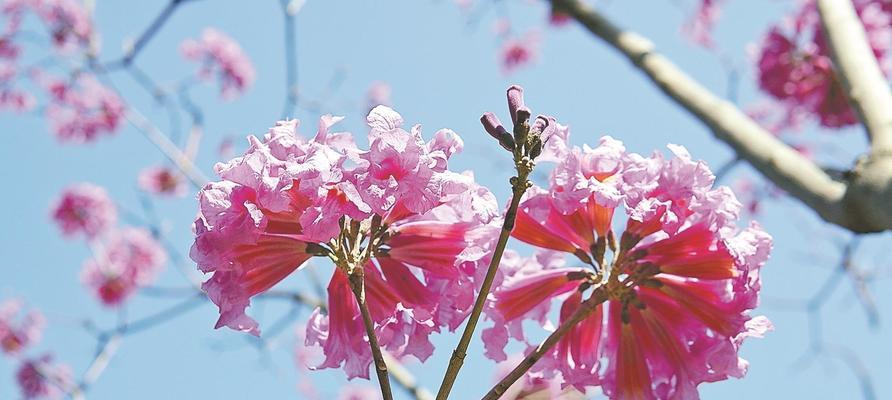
[481,85,551,166]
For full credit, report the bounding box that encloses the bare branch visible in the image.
[125,108,210,188]
[817,0,892,154]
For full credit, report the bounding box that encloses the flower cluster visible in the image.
[1,298,70,399]
[51,184,167,306]
[482,129,772,397]
[191,106,498,379]
[41,74,126,143]
[755,0,892,128]
[82,228,168,306]
[2,0,92,51]
[181,27,255,100]
[0,299,44,356]
[51,183,117,239]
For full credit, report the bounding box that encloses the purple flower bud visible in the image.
[507,85,525,125]
[480,112,508,140]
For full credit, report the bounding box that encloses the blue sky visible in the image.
[2,0,891,399]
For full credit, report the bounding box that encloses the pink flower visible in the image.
[500,31,539,74]
[138,165,186,197]
[755,0,892,128]
[16,355,72,399]
[192,108,498,380]
[40,74,125,143]
[181,27,255,100]
[683,0,723,48]
[0,299,44,355]
[30,0,93,51]
[82,228,167,306]
[485,134,772,398]
[51,183,116,239]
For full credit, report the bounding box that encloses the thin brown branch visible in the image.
[436,168,530,400]
[348,271,394,400]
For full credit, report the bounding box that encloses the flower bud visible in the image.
[481,112,515,151]
[507,85,525,124]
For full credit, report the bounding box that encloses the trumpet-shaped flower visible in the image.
[486,131,772,399]
[192,107,498,380]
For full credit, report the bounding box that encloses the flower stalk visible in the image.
[347,268,394,400]
[436,85,541,399]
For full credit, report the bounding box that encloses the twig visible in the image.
[125,108,209,188]
[279,0,300,119]
[106,0,197,69]
[713,156,740,184]
[347,271,394,400]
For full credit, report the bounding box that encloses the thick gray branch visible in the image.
[551,0,892,233]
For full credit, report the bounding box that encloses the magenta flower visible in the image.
[755,0,892,128]
[138,165,186,197]
[0,299,44,355]
[51,183,116,239]
[500,31,539,74]
[40,74,125,143]
[484,133,772,398]
[191,107,498,379]
[16,355,73,399]
[81,228,167,306]
[181,27,255,100]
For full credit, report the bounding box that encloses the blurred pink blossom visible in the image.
[500,31,539,74]
[0,299,44,355]
[16,355,72,399]
[138,165,186,197]
[51,183,117,239]
[40,74,125,143]
[181,27,255,100]
[82,228,167,306]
